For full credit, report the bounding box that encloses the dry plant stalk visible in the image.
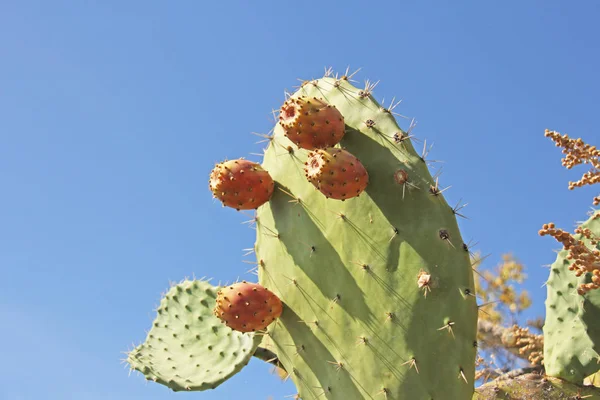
[539,129,600,294]
[503,325,544,366]
[539,222,600,294]
[544,129,599,206]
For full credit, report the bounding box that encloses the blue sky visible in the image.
[1,1,599,399]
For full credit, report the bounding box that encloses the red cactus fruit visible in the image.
[304,147,369,200]
[214,281,283,333]
[209,159,275,210]
[279,96,345,150]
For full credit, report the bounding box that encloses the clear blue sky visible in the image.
[1,1,599,399]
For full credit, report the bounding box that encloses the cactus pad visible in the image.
[544,210,600,383]
[126,279,262,391]
[254,74,478,399]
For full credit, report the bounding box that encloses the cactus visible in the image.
[126,69,600,399]
[126,279,262,391]
[253,73,478,399]
[126,68,479,398]
[541,210,600,384]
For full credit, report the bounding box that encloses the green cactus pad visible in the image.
[126,279,262,391]
[255,74,478,399]
[544,210,600,384]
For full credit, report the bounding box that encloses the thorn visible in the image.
[327,209,348,221]
[406,117,418,136]
[471,253,492,267]
[438,321,455,338]
[452,199,469,219]
[439,229,455,248]
[270,108,279,123]
[419,139,444,166]
[341,66,361,82]
[420,139,432,161]
[282,275,299,288]
[477,300,499,314]
[278,187,302,205]
[323,66,334,77]
[352,260,371,273]
[388,226,399,243]
[251,130,274,144]
[401,357,419,373]
[463,239,478,257]
[430,176,451,196]
[381,96,409,119]
[241,214,259,226]
[329,293,340,308]
[356,336,369,346]
[261,225,280,239]
[358,79,379,98]
[458,368,468,384]
[327,360,344,372]
[293,78,309,90]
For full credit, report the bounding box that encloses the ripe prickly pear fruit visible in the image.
[304,147,369,200]
[214,281,283,333]
[279,96,345,150]
[209,159,275,210]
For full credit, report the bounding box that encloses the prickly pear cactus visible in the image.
[543,210,600,384]
[126,279,262,391]
[254,74,479,399]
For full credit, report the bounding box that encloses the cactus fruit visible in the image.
[209,159,274,210]
[214,281,283,333]
[304,147,369,200]
[254,74,478,399]
[542,210,600,383]
[279,96,345,150]
[126,279,262,391]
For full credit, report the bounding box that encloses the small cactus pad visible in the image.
[304,147,369,200]
[279,96,345,150]
[127,279,262,391]
[209,159,275,210]
[255,74,478,399]
[214,281,283,333]
[544,210,600,383]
